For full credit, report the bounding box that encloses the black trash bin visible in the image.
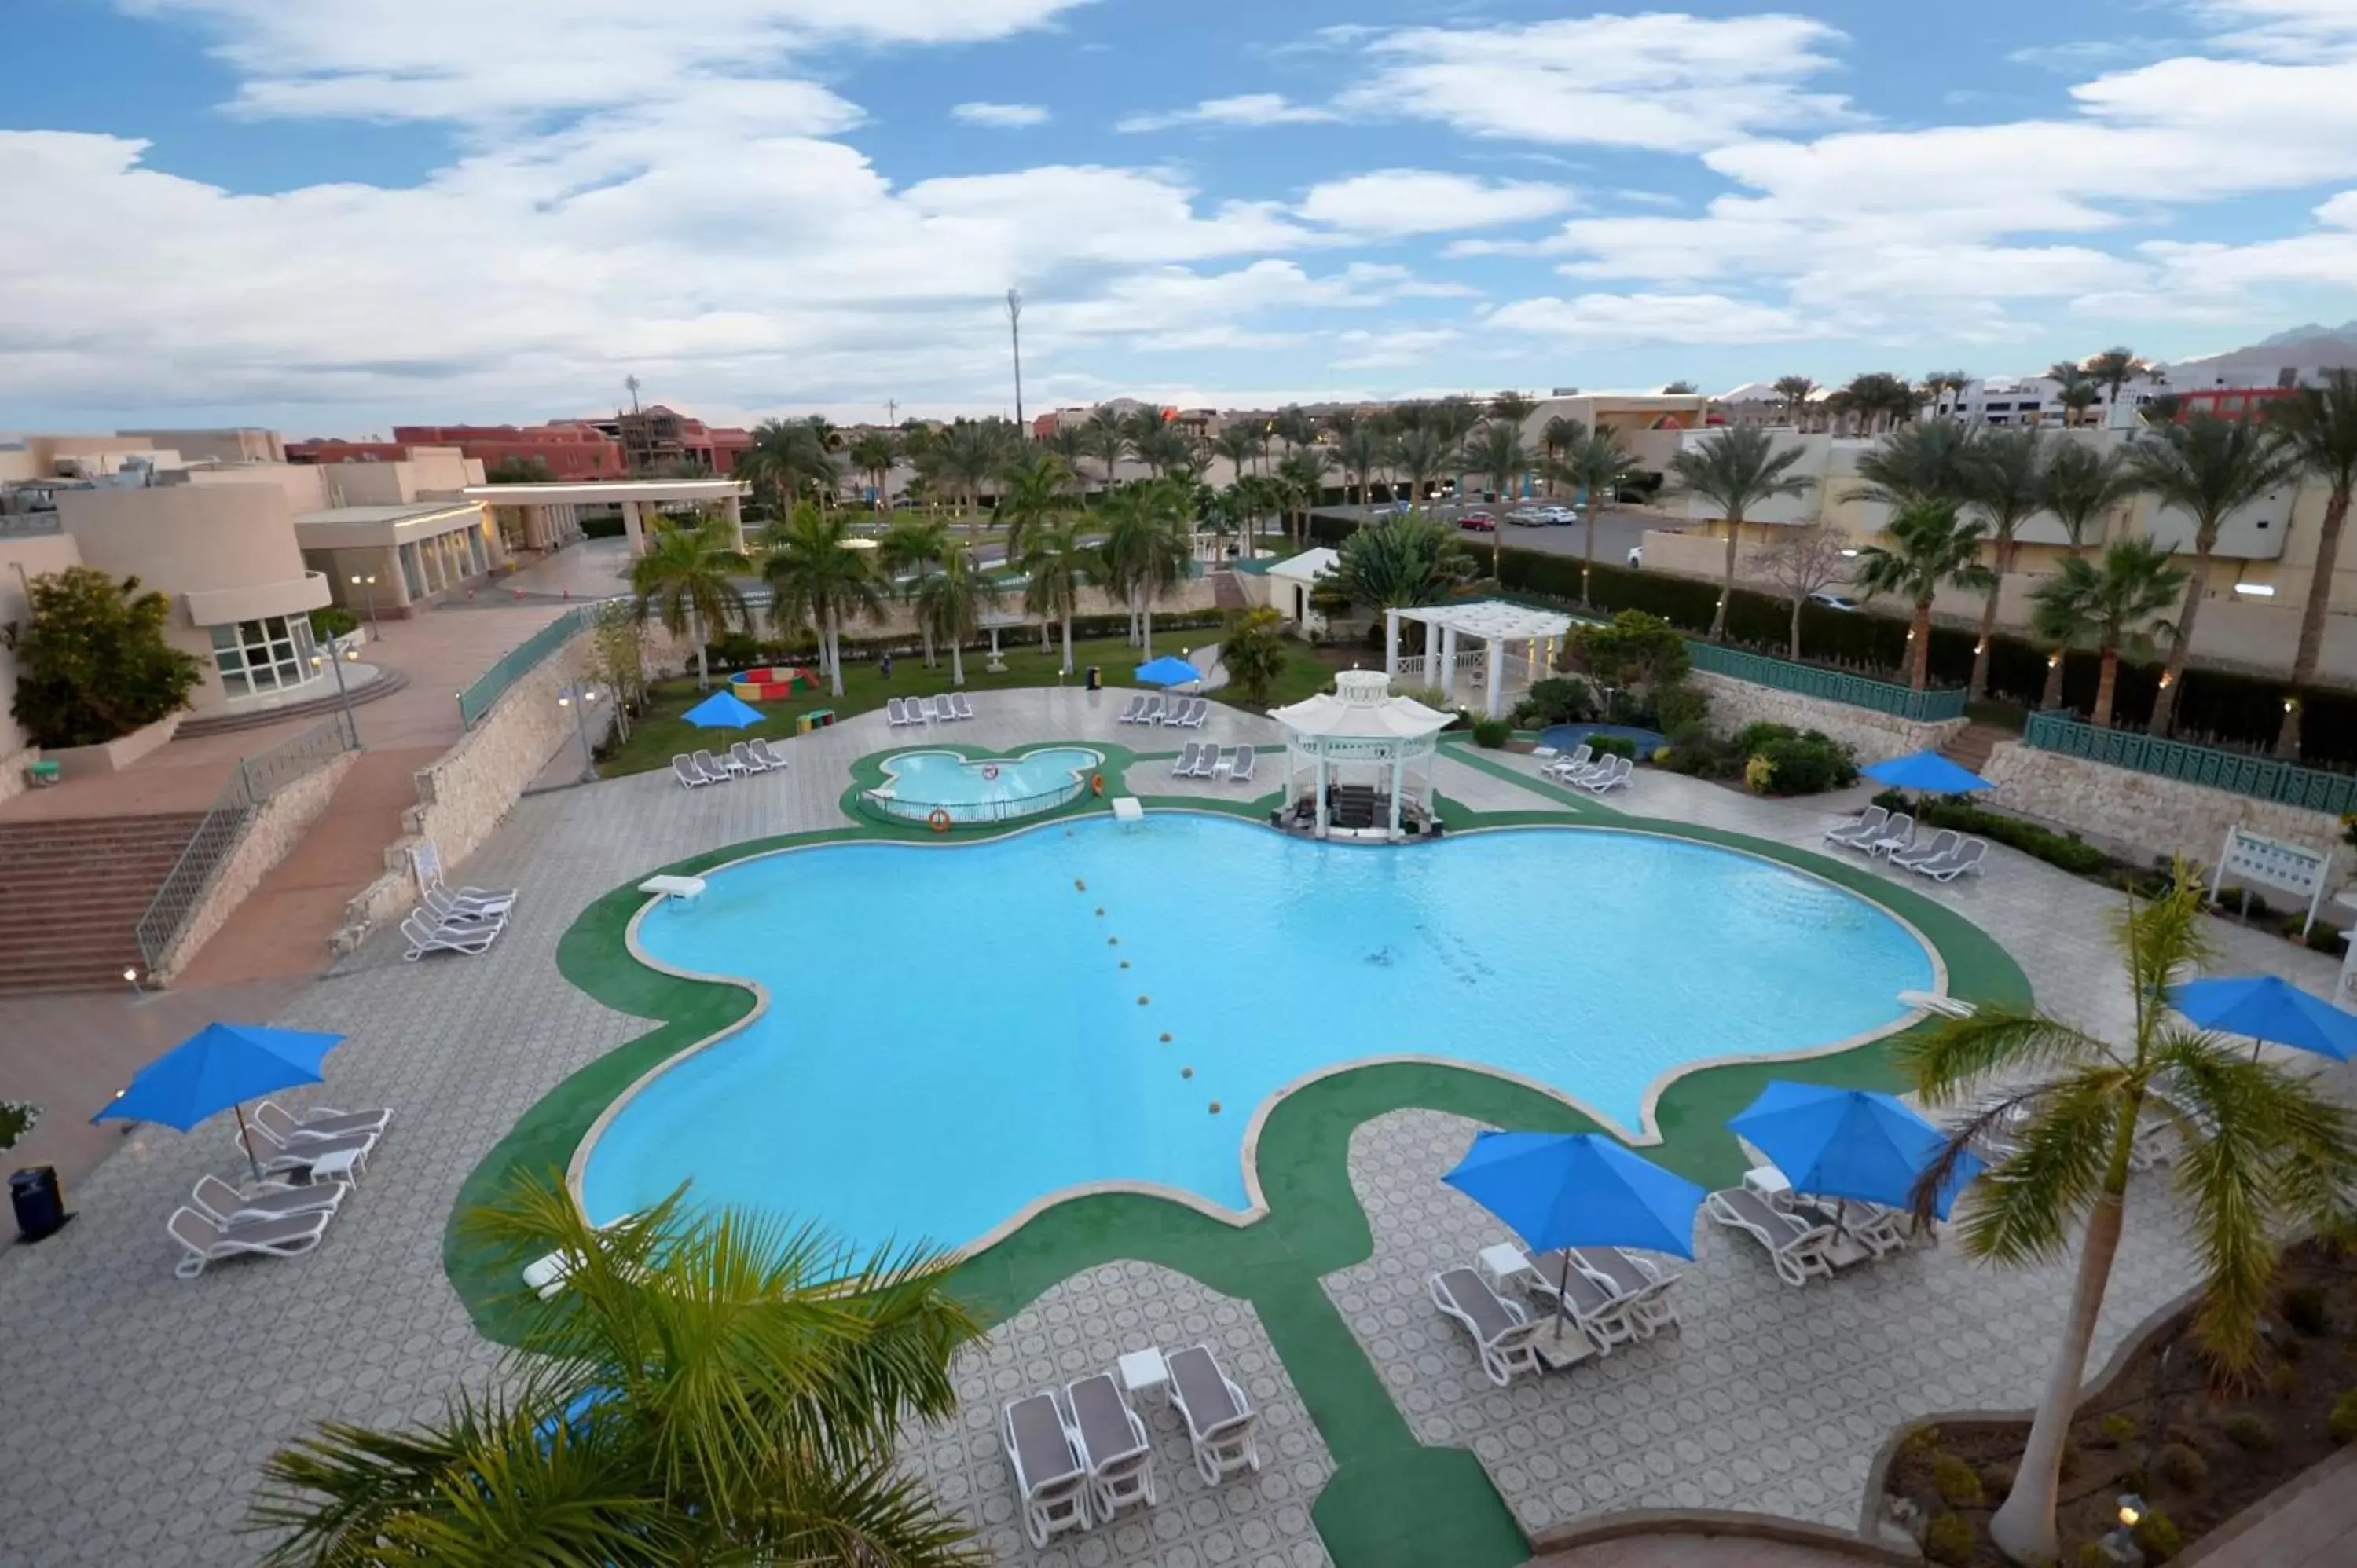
[1083,665,1102,691]
[10,1165,68,1242]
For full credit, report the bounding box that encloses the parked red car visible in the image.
[1458,511,1496,531]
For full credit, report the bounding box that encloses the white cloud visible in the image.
[1296,170,1574,236]
[951,101,1048,128]
[1332,327,1462,370]
[1116,94,1336,134]
[1340,14,1856,153]
[2187,0,2357,58]
[1485,293,1809,347]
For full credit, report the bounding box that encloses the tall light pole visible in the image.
[558,681,601,783]
[1006,288,1025,432]
[349,572,381,639]
[308,644,364,749]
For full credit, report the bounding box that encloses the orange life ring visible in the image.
[926,808,952,833]
[1091,772,1105,797]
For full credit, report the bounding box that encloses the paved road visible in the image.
[1316,503,1666,570]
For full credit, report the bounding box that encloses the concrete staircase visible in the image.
[0,812,209,995]
[1211,570,1248,611]
[1939,721,2013,775]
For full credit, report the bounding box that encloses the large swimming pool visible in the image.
[584,816,1936,1255]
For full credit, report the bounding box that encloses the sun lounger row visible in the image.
[1168,742,1258,782]
[1540,746,1633,794]
[174,1099,394,1277]
[1003,1343,1257,1548]
[1432,1244,1684,1383]
[228,1098,392,1181]
[885,694,976,727]
[1824,808,1986,880]
[401,874,519,962]
[672,738,790,789]
[1116,694,1208,727]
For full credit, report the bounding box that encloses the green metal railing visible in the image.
[134,714,357,973]
[1684,641,1970,723]
[2022,712,2357,815]
[458,606,592,729]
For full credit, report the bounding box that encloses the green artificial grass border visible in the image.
[443,743,2029,1568]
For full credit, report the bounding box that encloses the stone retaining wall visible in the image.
[334,630,586,953]
[42,713,184,779]
[154,751,357,983]
[1980,739,2352,898]
[1688,670,1967,764]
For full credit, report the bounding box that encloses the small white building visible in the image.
[1270,670,1453,841]
[1260,547,1340,635]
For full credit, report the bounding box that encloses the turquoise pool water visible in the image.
[870,746,1100,824]
[585,816,1935,1255]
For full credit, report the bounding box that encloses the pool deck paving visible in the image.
[0,687,2345,1566]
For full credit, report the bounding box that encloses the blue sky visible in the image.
[4,0,2355,434]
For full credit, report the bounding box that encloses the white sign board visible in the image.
[409,841,443,895]
[2211,826,2334,938]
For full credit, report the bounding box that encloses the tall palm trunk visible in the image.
[2093,647,2121,727]
[949,637,965,687]
[2275,488,2348,757]
[824,610,845,698]
[1140,595,1155,660]
[1908,599,1934,689]
[1581,507,1600,608]
[2040,650,2066,713]
[1787,596,1805,661]
[2147,538,2215,736]
[1970,539,2011,700]
[1710,512,1743,639]
[691,605,709,691]
[1061,610,1074,675]
[1988,1119,2137,1564]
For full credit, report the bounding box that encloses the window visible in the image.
[208,614,317,698]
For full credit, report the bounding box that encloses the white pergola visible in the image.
[1384,600,1576,719]
[461,478,751,555]
[1270,670,1454,841]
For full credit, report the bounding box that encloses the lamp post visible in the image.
[349,572,381,639]
[308,644,364,749]
[558,681,601,783]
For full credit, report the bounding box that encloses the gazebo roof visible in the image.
[1268,547,1339,583]
[1271,670,1454,742]
[1396,599,1575,640]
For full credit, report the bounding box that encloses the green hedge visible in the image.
[1305,512,2357,768]
[703,610,1227,669]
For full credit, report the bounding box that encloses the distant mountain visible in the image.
[2171,323,2357,381]
[2256,321,2357,348]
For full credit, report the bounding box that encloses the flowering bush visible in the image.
[0,1100,39,1152]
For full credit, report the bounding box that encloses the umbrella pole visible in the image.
[234,1103,262,1182]
[1554,1252,1571,1343]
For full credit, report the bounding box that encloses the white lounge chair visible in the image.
[1542,744,1593,782]
[1182,698,1207,728]
[1229,747,1255,786]
[1824,804,1888,850]
[1171,742,1204,778]
[1164,1343,1260,1485]
[1577,755,1632,794]
[420,885,513,925]
[1188,743,1218,779]
[1136,696,1164,726]
[1899,989,1978,1019]
[1115,694,1146,724]
[750,737,788,770]
[255,1100,391,1145]
[885,697,911,727]
[1890,828,1959,872]
[1791,1196,1914,1260]
[401,910,498,961]
[1571,1247,1683,1338]
[1914,838,1987,881]
[729,740,769,775]
[1524,1251,1644,1351]
[189,1173,344,1229]
[694,747,740,781]
[168,1205,333,1279]
[951,693,975,720]
[671,754,711,789]
[1065,1373,1156,1522]
[1864,813,1915,859]
[247,1129,376,1181]
[1003,1392,1089,1548]
[1706,1187,1837,1288]
[1430,1267,1548,1384]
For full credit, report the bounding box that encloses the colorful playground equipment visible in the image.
[731,666,820,702]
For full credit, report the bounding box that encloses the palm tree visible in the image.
[1923,369,1974,417]
[847,430,899,515]
[629,516,750,691]
[2028,537,2187,722]
[878,515,953,669]
[1958,427,2049,699]
[1082,408,1129,501]
[1336,424,1392,509]
[1132,425,1197,481]
[1269,405,1317,459]
[2126,414,2304,735]
[933,421,1009,524]
[1901,876,2357,1564]
[2036,440,2140,560]
[1555,428,1642,606]
[1850,500,1993,688]
[1487,390,1538,427]
[1665,426,1815,639]
[1539,415,1583,485]
[1846,417,1981,513]
[911,554,1000,687]
[740,418,841,518]
[1842,372,1916,432]
[1020,518,1098,675]
[250,1174,982,1566]
[1116,405,1166,454]
[1391,428,1450,514]
[1274,447,1333,548]
[1659,379,1698,396]
[1461,419,1534,580]
[1315,513,1473,620]
[1211,424,1266,489]
[2047,362,2102,428]
[1216,605,1291,706]
[2084,345,2154,416]
[1100,479,1193,657]
[1772,375,1817,426]
[2266,369,2357,757]
[995,449,1074,566]
[761,507,884,697]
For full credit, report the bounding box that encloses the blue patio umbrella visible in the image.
[1133,654,1201,689]
[1443,1130,1706,1342]
[1862,750,1992,796]
[680,690,764,729]
[2169,975,2357,1064]
[92,1022,345,1178]
[1728,1080,1982,1220]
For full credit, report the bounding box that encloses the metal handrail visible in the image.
[133,713,357,973]
[1684,641,1969,723]
[856,778,1088,826]
[2022,711,2357,815]
[457,605,592,729]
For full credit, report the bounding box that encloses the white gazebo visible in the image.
[1270,669,1454,841]
[1384,600,1576,719]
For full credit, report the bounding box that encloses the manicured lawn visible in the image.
[598,632,1343,777]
